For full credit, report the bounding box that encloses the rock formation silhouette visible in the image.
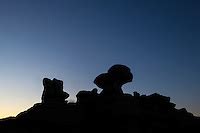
[0,64,199,133]
[94,64,133,96]
[42,78,69,103]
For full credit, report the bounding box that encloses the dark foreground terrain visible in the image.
[0,65,199,133]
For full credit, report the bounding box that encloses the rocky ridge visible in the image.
[0,64,199,133]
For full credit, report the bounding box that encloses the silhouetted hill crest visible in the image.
[0,64,199,133]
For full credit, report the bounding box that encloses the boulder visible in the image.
[94,64,133,96]
[41,78,69,103]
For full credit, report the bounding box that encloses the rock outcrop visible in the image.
[0,64,199,133]
[42,78,69,103]
[94,64,133,96]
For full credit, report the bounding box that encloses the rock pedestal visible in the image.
[94,64,133,96]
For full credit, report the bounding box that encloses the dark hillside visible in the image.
[0,65,199,133]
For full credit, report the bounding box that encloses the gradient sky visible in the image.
[0,0,200,118]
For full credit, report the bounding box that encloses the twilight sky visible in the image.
[0,0,200,118]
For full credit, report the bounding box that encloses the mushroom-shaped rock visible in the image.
[108,65,133,85]
[94,64,133,96]
[94,73,113,89]
[41,78,69,103]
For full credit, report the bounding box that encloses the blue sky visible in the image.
[0,0,200,118]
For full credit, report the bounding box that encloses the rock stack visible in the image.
[42,78,69,103]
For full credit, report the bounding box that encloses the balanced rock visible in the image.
[94,64,133,96]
